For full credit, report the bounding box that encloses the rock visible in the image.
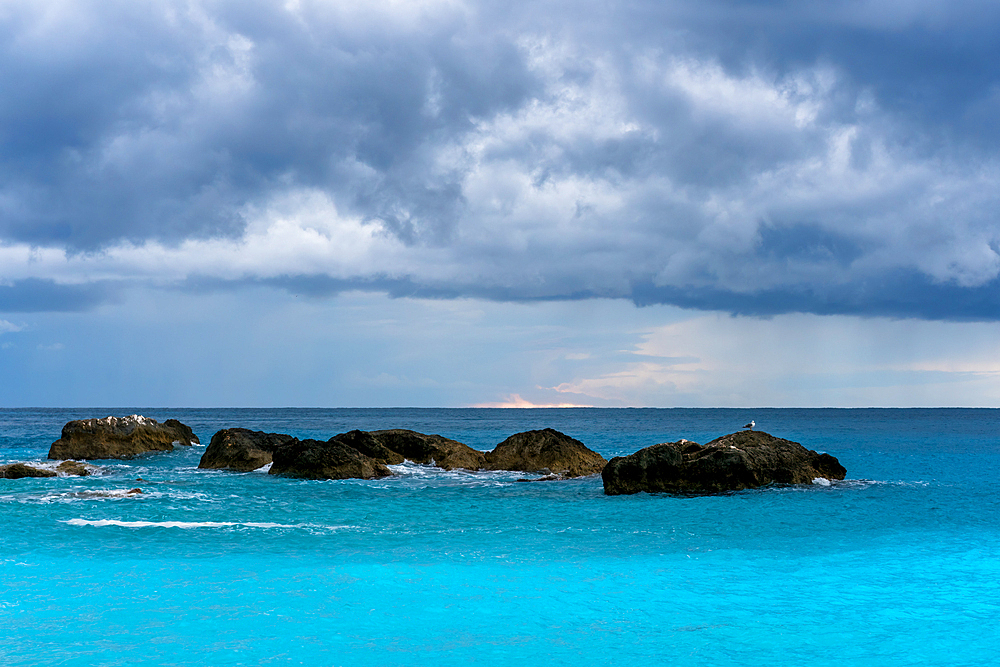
[484,428,607,478]
[127,488,142,495]
[269,438,393,480]
[370,429,486,470]
[602,430,847,495]
[330,430,405,465]
[198,428,297,471]
[163,419,200,446]
[55,460,98,476]
[0,463,57,479]
[47,415,199,460]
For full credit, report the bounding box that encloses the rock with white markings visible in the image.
[48,415,199,460]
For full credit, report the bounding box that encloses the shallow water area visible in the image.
[3,408,999,665]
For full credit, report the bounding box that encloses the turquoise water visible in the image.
[2,408,999,666]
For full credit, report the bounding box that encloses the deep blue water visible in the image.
[2,408,999,666]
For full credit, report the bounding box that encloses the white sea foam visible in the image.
[61,519,358,530]
[70,489,144,499]
[772,478,922,493]
[387,460,479,477]
[1,487,215,505]
[64,519,295,529]
[62,518,355,530]
[0,459,60,473]
[383,460,536,487]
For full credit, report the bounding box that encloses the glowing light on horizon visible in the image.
[471,394,593,408]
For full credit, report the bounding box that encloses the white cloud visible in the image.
[2,0,1000,320]
[0,319,23,334]
[4,41,1000,311]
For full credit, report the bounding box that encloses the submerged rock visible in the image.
[269,438,393,480]
[55,460,99,476]
[370,429,486,471]
[1,460,98,479]
[0,463,57,479]
[47,415,200,460]
[484,428,607,478]
[198,428,297,472]
[602,430,847,495]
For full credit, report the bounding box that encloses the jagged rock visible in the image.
[602,430,847,495]
[55,460,98,476]
[370,429,486,470]
[484,428,607,478]
[47,415,200,460]
[0,463,57,479]
[331,430,404,465]
[198,428,296,472]
[163,419,198,446]
[269,438,393,480]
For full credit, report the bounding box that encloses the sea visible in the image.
[2,407,998,666]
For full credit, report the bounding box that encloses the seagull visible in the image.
[744,420,755,430]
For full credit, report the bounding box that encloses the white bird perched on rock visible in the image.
[744,420,755,430]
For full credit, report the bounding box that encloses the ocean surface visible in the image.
[2,408,998,666]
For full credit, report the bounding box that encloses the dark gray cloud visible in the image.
[2,0,999,320]
[631,272,1000,322]
[0,0,539,248]
[0,279,119,313]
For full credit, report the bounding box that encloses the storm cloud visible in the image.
[2,0,999,319]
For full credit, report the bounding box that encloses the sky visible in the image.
[2,0,1000,407]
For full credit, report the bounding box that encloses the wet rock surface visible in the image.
[371,429,486,471]
[331,430,405,465]
[48,415,200,460]
[55,460,99,476]
[196,426,606,481]
[602,430,847,495]
[0,463,57,479]
[484,428,607,478]
[198,428,297,472]
[269,437,393,480]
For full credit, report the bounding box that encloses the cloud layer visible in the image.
[3,0,1000,319]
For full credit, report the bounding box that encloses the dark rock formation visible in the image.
[163,419,199,446]
[602,430,847,495]
[0,463,57,479]
[269,438,393,480]
[56,460,98,476]
[0,460,99,479]
[198,428,297,472]
[484,428,607,478]
[48,415,199,460]
[331,430,404,465]
[371,429,486,470]
[195,425,613,481]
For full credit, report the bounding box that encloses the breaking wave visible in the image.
[63,518,357,530]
